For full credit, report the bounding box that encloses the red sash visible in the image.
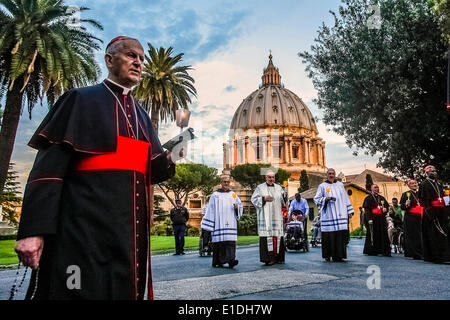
[371,208,382,215]
[431,200,444,208]
[409,206,423,215]
[75,136,149,175]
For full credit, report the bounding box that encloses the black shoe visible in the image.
[229,260,239,268]
[173,253,180,256]
[264,261,276,266]
[213,263,223,268]
[325,258,331,262]
[181,252,186,255]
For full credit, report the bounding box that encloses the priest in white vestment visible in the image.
[201,175,243,268]
[251,170,286,266]
[314,168,354,262]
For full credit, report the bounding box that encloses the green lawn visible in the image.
[0,236,259,266]
[0,240,19,266]
[150,236,259,254]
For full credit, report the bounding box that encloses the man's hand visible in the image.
[264,196,274,202]
[368,220,373,225]
[15,236,44,270]
[405,199,411,208]
[382,208,387,213]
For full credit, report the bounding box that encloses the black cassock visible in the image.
[17,79,174,299]
[400,190,423,259]
[418,178,450,263]
[362,194,391,256]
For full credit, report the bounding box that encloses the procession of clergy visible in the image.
[201,165,450,267]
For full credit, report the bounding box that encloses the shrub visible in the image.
[187,225,200,237]
[350,227,366,238]
[151,217,173,236]
[238,208,258,236]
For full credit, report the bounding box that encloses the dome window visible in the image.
[272,105,278,112]
[256,106,262,113]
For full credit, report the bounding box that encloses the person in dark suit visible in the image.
[170,199,189,255]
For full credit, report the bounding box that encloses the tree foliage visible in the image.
[365,173,374,191]
[429,0,450,42]
[299,0,450,182]
[153,194,168,222]
[299,169,310,192]
[230,163,291,190]
[158,163,220,207]
[1,162,21,225]
[0,0,103,113]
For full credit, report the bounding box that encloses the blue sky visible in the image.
[9,0,383,192]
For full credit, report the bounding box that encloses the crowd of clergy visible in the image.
[201,164,450,267]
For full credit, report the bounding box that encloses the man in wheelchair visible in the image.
[284,210,309,252]
[285,211,304,239]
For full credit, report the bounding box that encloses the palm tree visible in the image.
[0,0,103,202]
[133,44,197,133]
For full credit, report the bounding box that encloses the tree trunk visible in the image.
[0,84,25,204]
[151,108,160,134]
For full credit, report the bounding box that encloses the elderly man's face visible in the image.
[106,39,144,87]
[426,166,437,179]
[327,169,336,182]
[266,173,275,185]
[408,180,418,191]
[371,184,380,194]
[221,177,231,191]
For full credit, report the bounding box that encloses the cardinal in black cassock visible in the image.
[362,184,391,256]
[418,165,450,263]
[15,37,175,299]
[400,179,423,259]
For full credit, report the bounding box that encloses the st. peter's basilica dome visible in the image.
[223,55,326,179]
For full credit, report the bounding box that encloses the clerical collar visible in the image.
[217,188,231,193]
[266,183,275,187]
[104,78,132,95]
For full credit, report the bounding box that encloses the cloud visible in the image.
[224,85,237,92]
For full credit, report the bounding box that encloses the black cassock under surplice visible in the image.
[17,79,174,299]
[362,194,391,256]
[418,179,450,263]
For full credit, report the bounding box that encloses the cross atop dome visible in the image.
[262,53,281,86]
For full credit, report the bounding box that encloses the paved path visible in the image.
[1,239,449,300]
